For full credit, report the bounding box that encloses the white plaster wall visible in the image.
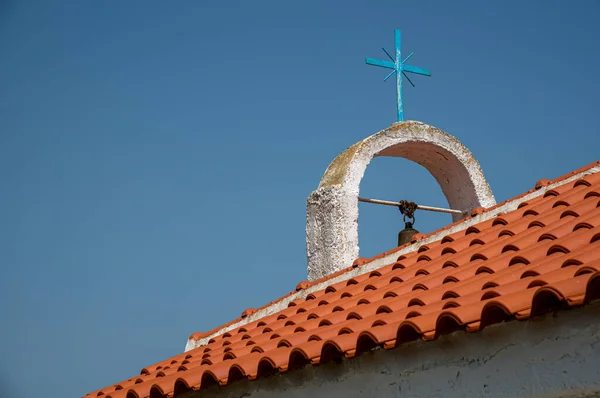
[188,302,600,398]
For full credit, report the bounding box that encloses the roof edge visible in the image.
[185,160,600,352]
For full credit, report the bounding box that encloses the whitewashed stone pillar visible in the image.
[306,121,496,281]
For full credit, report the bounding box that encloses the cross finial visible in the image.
[366,29,431,122]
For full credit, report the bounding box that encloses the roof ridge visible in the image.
[184,160,600,351]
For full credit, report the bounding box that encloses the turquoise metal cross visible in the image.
[366,29,431,122]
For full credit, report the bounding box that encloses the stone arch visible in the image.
[306,121,495,280]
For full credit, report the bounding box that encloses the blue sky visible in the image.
[1,1,599,397]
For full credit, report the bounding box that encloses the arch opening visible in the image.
[358,156,452,257]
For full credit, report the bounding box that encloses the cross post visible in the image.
[365,29,431,122]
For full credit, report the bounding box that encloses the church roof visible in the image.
[86,160,600,398]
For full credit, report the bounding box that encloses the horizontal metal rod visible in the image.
[358,197,465,215]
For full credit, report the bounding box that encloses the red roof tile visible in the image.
[86,161,600,398]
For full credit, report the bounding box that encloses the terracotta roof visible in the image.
[87,161,600,398]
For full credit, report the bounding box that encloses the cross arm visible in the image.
[403,64,431,76]
[365,58,395,69]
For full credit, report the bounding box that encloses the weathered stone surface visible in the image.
[306,121,496,281]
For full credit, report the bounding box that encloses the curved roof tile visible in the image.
[85,161,600,398]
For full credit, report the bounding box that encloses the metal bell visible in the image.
[398,221,419,246]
